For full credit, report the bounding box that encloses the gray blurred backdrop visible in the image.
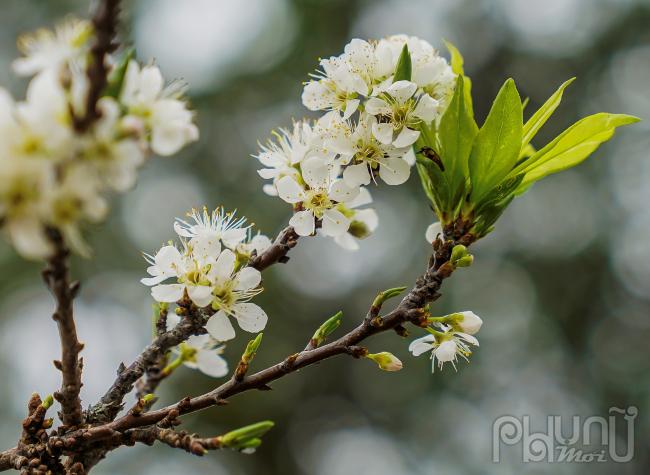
[0,1,649,474]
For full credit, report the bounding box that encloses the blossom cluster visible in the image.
[0,18,198,259]
[255,35,455,249]
[142,208,271,376]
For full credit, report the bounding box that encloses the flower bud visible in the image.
[311,311,343,347]
[455,255,474,267]
[456,311,482,334]
[348,220,371,239]
[425,222,443,244]
[221,421,275,449]
[366,352,403,371]
[242,333,263,364]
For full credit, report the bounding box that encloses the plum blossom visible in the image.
[12,17,93,76]
[328,113,411,186]
[141,243,216,308]
[167,314,229,378]
[377,34,456,113]
[234,231,273,258]
[331,187,378,251]
[276,157,360,237]
[365,80,438,147]
[204,249,267,341]
[174,207,249,254]
[409,330,479,371]
[120,60,199,156]
[255,119,327,196]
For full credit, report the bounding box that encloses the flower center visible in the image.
[303,189,332,217]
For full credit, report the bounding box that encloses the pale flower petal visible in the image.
[392,127,420,147]
[233,303,268,333]
[321,209,351,237]
[289,210,315,236]
[328,179,359,203]
[187,285,213,307]
[379,157,410,185]
[196,350,229,378]
[235,267,262,291]
[343,163,371,187]
[425,222,443,244]
[276,176,305,204]
[408,334,436,356]
[206,311,236,341]
[151,284,184,303]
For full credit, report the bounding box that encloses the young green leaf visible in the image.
[521,77,575,149]
[393,44,412,82]
[468,78,523,203]
[103,48,135,99]
[444,40,473,116]
[438,75,478,209]
[514,113,640,193]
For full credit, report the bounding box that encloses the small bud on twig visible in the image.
[309,311,343,348]
[365,352,403,372]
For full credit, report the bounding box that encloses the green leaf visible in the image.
[393,44,412,82]
[515,113,640,193]
[438,75,478,209]
[444,40,465,75]
[521,77,575,149]
[445,40,473,116]
[468,78,523,203]
[103,48,135,99]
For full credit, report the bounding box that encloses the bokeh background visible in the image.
[1,0,649,474]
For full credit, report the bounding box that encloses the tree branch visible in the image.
[42,229,84,430]
[72,0,121,132]
[249,226,299,271]
[55,233,472,449]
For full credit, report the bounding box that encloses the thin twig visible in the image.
[72,0,121,132]
[42,229,84,429]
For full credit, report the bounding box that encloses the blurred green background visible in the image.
[1,0,649,474]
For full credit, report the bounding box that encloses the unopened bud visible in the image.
[365,352,403,372]
[242,333,263,364]
[221,421,274,449]
[448,311,482,335]
[311,311,343,347]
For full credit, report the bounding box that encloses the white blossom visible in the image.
[377,34,456,114]
[332,187,378,251]
[409,330,479,371]
[174,207,249,254]
[204,249,267,341]
[276,157,360,237]
[365,80,438,147]
[328,113,411,186]
[234,231,272,257]
[12,18,93,76]
[167,314,229,378]
[120,60,199,156]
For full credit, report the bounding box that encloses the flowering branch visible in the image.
[42,229,84,429]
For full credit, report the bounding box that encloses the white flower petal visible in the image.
[211,249,236,282]
[233,303,268,333]
[7,218,52,260]
[355,208,379,232]
[321,209,351,237]
[365,97,390,116]
[187,285,213,307]
[140,274,169,286]
[334,233,360,251]
[387,80,417,103]
[371,122,394,145]
[393,127,420,148]
[206,311,236,341]
[301,156,330,190]
[151,284,184,303]
[343,99,360,119]
[408,334,436,356]
[328,179,359,203]
[379,157,411,185]
[289,210,316,236]
[434,340,457,362]
[235,267,262,291]
[413,94,439,122]
[343,163,371,187]
[346,186,373,208]
[276,176,305,204]
[425,222,443,244]
[222,228,248,248]
[196,350,229,378]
